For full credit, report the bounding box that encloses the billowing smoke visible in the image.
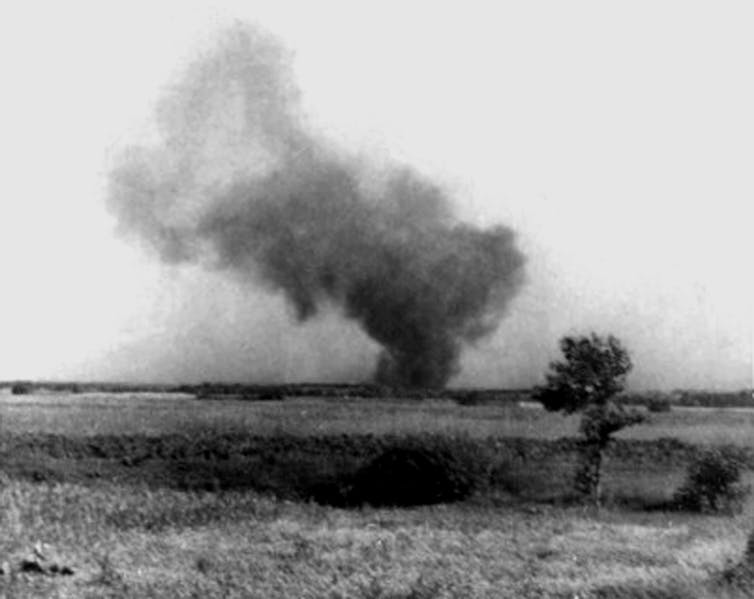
[108,24,526,387]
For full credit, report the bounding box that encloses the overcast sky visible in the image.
[0,1,751,390]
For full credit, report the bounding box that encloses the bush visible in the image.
[646,397,672,413]
[718,528,754,590]
[673,447,750,513]
[348,435,490,507]
[10,382,33,395]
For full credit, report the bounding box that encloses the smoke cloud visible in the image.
[108,24,526,387]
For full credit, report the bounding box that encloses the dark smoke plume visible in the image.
[108,24,526,387]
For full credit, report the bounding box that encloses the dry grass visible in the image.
[0,477,751,598]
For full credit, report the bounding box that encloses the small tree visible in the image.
[673,447,749,513]
[534,333,645,505]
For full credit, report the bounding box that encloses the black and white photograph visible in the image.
[0,1,751,597]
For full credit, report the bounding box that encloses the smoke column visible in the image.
[108,24,526,387]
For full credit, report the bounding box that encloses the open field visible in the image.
[1,392,754,597]
[2,392,754,444]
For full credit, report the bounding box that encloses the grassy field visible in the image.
[1,478,752,598]
[1,392,753,598]
[2,392,754,444]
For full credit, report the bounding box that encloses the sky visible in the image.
[0,1,751,390]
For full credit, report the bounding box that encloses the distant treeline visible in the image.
[617,390,753,410]
[190,383,534,404]
[3,381,185,396]
[1,380,751,408]
[0,380,529,404]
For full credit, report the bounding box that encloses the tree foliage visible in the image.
[534,333,644,504]
[674,447,750,514]
[536,334,632,413]
[348,435,489,506]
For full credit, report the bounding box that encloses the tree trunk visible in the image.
[591,449,603,508]
[574,442,604,507]
[574,437,609,507]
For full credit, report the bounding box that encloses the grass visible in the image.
[2,393,754,444]
[0,429,724,504]
[1,391,753,597]
[0,478,752,598]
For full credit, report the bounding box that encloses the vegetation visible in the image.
[3,380,751,408]
[534,333,645,505]
[646,396,673,413]
[0,476,751,598]
[0,380,529,404]
[10,381,33,395]
[1,428,751,510]
[0,389,753,596]
[6,392,754,446]
[674,447,751,514]
[720,529,754,590]
[348,435,489,506]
